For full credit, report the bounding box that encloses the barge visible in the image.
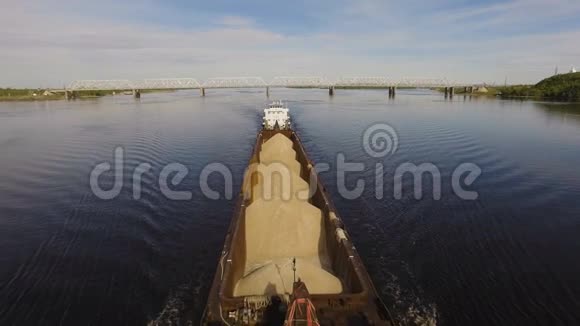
[203,101,395,325]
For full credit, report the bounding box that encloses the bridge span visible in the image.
[61,76,476,99]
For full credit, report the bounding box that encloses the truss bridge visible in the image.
[61,76,476,99]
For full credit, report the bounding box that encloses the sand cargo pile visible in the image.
[203,125,395,325]
[235,133,343,298]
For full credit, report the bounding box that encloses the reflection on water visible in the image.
[535,102,580,125]
[0,90,579,325]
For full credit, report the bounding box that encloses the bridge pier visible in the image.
[444,87,454,98]
[200,88,205,97]
[329,86,335,96]
[65,91,77,100]
[266,87,270,98]
[388,86,396,98]
[133,89,141,99]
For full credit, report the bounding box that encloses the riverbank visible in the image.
[0,88,178,102]
[437,72,580,101]
[458,72,580,101]
[0,94,65,101]
[437,86,500,96]
[0,89,61,101]
[0,89,115,102]
[497,72,580,101]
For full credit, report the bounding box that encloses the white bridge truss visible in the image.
[202,77,267,89]
[66,76,471,91]
[67,80,134,91]
[334,77,396,87]
[132,78,201,90]
[398,78,450,88]
[67,78,200,91]
[269,76,329,88]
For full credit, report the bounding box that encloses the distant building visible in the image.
[571,66,577,73]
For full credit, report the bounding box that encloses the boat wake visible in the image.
[401,303,438,326]
[383,274,439,326]
[147,284,194,326]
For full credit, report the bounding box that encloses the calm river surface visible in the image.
[0,89,579,325]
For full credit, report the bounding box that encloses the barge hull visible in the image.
[203,130,394,325]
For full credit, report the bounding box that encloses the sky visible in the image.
[1,0,580,87]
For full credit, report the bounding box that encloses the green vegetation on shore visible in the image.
[0,88,62,101]
[0,88,177,102]
[0,88,113,101]
[497,72,580,101]
[434,72,580,101]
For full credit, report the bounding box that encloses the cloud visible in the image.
[436,0,580,32]
[219,16,255,27]
[0,0,579,87]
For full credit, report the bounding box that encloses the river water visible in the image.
[0,89,579,325]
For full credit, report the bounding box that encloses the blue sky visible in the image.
[1,0,580,87]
